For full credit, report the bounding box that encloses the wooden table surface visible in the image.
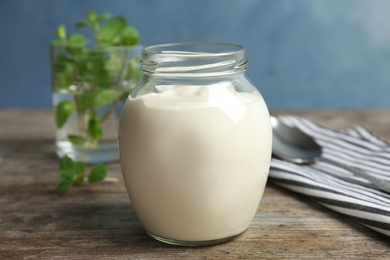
[1,109,389,259]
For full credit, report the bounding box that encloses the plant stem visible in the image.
[100,98,121,124]
[94,24,100,44]
[72,55,85,138]
[114,48,129,88]
[74,95,87,137]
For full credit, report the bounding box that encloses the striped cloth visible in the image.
[269,116,390,237]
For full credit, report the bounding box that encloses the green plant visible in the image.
[57,156,108,195]
[51,11,141,148]
[51,11,141,194]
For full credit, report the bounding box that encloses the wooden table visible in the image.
[1,109,389,259]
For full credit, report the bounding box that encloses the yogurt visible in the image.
[119,84,272,242]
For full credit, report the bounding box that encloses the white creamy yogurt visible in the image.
[119,84,272,242]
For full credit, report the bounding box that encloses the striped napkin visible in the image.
[269,116,390,237]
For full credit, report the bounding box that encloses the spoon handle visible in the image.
[320,158,390,193]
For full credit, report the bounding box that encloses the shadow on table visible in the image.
[51,198,226,252]
[53,201,147,239]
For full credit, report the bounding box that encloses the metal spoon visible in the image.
[271,116,390,193]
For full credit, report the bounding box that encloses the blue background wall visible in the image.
[1,0,390,109]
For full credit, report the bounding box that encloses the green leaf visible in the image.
[97,40,113,49]
[68,34,87,48]
[88,115,103,140]
[75,161,86,175]
[57,181,72,195]
[96,13,112,23]
[93,89,123,108]
[55,52,73,71]
[127,56,142,82]
[79,89,100,111]
[74,161,86,185]
[54,100,75,128]
[59,156,75,172]
[68,135,88,145]
[120,26,140,46]
[54,52,75,88]
[75,163,85,175]
[57,170,74,183]
[75,20,90,28]
[100,17,127,42]
[88,163,108,183]
[56,156,77,195]
[55,24,67,40]
[67,34,86,55]
[86,11,98,24]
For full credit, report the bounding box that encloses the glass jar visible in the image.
[118,42,272,246]
[50,45,142,163]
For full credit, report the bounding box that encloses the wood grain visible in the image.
[0,109,389,259]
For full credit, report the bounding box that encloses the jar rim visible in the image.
[143,42,245,57]
[141,42,248,78]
